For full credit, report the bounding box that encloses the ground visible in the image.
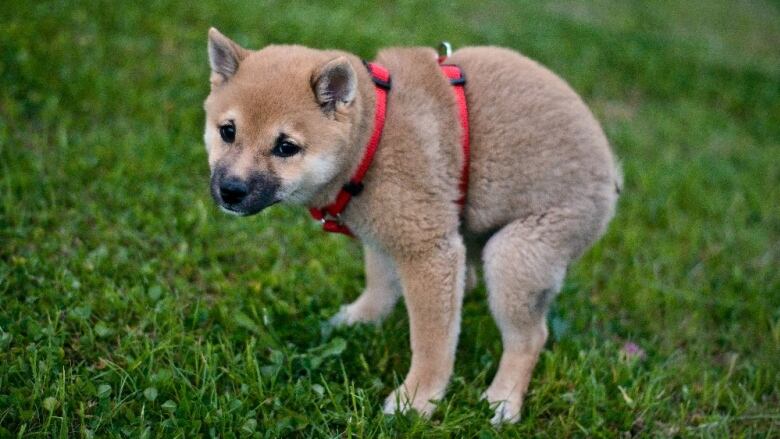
[1,0,779,437]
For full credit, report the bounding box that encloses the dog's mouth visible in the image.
[218,204,249,216]
[218,199,280,217]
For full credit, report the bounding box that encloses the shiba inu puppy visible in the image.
[203,27,620,424]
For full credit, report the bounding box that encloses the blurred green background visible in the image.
[1,0,778,436]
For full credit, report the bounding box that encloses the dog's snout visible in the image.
[219,178,249,205]
[210,167,280,215]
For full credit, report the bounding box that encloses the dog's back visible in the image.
[370,46,620,258]
[454,47,620,256]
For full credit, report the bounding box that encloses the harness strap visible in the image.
[310,55,470,237]
[309,62,391,236]
[438,63,470,206]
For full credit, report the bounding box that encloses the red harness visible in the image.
[309,58,470,237]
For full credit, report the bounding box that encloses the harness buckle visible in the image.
[371,75,391,90]
[342,181,364,196]
[320,211,343,225]
[448,74,466,86]
[362,60,392,90]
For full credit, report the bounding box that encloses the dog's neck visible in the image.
[306,57,380,211]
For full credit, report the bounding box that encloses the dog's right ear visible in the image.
[208,27,247,86]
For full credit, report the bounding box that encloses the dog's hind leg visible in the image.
[481,214,571,424]
[330,244,402,326]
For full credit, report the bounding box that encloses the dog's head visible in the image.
[203,28,365,216]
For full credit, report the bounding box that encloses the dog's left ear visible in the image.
[312,57,357,113]
[208,27,248,86]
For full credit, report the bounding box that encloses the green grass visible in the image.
[1,0,779,436]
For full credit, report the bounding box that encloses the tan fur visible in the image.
[203,28,620,424]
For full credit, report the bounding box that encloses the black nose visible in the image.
[219,178,249,205]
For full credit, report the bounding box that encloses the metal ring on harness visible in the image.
[438,41,453,61]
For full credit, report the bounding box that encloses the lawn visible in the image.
[1,0,779,437]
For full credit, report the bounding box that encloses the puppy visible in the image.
[203,28,620,424]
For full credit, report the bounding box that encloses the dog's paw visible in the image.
[328,304,369,327]
[328,305,354,327]
[481,391,522,425]
[489,400,521,425]
[382,385,438,418]
[328,302,384,327]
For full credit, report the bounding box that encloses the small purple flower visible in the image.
[621,341,646,361]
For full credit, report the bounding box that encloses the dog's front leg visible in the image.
[330,244,401,326]
[383,233,465,416]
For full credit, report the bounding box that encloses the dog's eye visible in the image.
[272,139,301,158]
[219,123,236,143]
